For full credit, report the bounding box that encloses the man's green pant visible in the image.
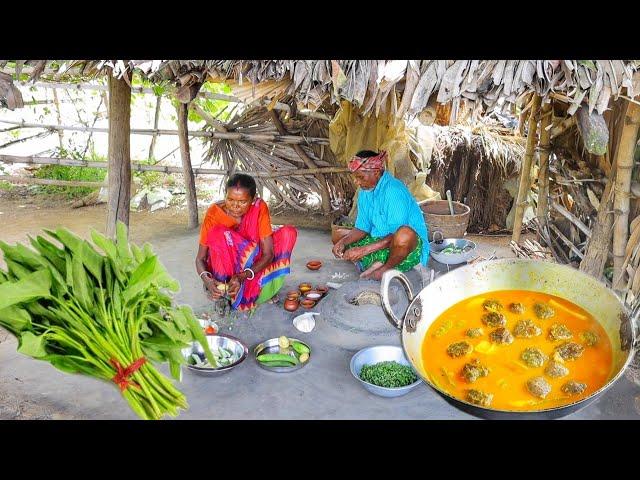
[344,234,423,272]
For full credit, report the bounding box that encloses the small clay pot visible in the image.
[315,285,329,296]
[284,298,299,312]
[299,283,312,294]
[306,260,323,271]
[300,299,316,309]
[286,290,301,301]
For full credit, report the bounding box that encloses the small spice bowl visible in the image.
[315,285,329,296]
[306,260,323,271]
[286,290,301,301]
[300,299,316,309]
[305,291,323,301]
[299,283,312,294]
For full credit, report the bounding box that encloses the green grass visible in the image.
[0,181,15,191]
[33,164,106,198]
[133,158,176,190]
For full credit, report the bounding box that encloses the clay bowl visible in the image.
[299,283,312,294]
[305,290,323,302]
[300,299,316,309]
[286,290,301,301]
[306,260,323,271]
[315,285,329,296]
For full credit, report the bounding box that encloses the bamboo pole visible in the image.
[612,101,640,289]
[0,175,105,188]
[148,96,162,160]
[0,154,350,177]
[106,71,132,239]
[269,110,332,214]
[512,94,541,244]
[536,102,553,242]
[19,80,331,121]
[177,102,199,229]
[0,119,330,145]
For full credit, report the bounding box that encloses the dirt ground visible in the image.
[9,189,622,420]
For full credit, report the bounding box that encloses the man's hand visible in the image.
[332,240,346,259]
[342,247,366,262]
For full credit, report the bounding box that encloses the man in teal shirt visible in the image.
[332,150,429,280]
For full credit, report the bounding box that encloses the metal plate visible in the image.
[253,337,311,373]
[430,238,477,265]
[182,333,248,377]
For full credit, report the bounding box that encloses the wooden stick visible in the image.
[106,71,132,239]
[177,102,199,229]
[148,96,162,160]
[512,94,541,244]
[549,231,572,263]
[550,116,577,139]
[612,101,640,289]
[550,201,592,238]
[0,130,53,150]
[191,103,228,132]
[0,175,105,188]
[0,154,350,177]
[549,223,585,259]
[52,88,64,149]
[0,119,330,145]
[536,102,553,242]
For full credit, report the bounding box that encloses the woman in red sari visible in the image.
[195,174,298,311]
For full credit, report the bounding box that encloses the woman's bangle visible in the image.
[243,268,255,280]
[200,271,213,281]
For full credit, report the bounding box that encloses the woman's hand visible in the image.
[332,240,346,259]
[203,277,225,300]
[227,274,244,297]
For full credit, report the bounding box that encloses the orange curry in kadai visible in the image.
[421,290,613,411]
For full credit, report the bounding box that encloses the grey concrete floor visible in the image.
[1,228,640,420]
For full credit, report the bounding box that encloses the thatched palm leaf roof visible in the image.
[2,60,639,118]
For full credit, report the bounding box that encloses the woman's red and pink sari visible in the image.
[204,199,297,311]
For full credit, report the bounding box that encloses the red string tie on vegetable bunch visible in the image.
[109,357,147,391]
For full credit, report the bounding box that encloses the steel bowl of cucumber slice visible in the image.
[254,336,311,373]
[182,333,248,376]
